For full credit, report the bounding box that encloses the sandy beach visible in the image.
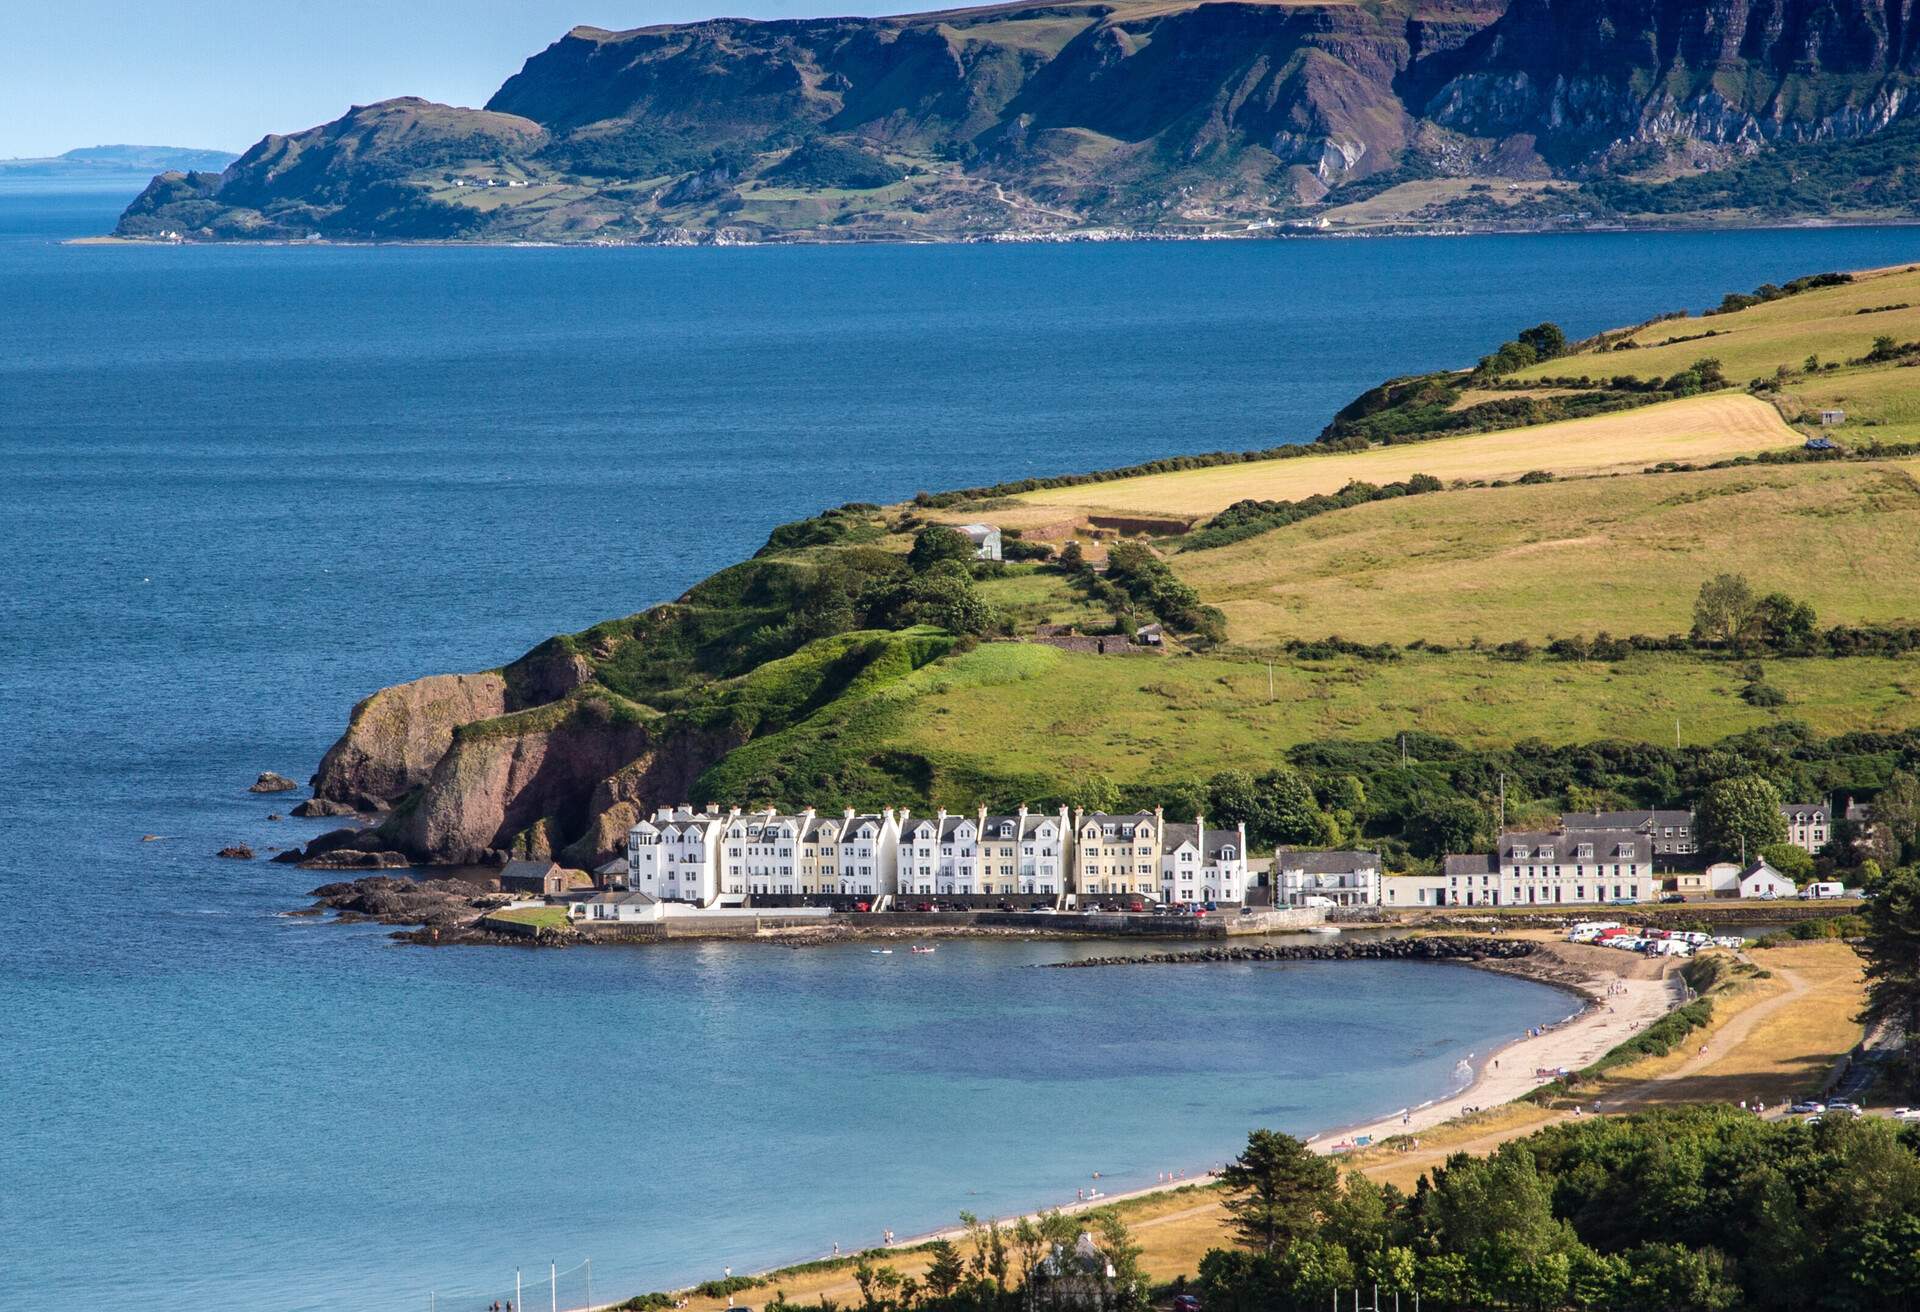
[1308,940,1687,1150]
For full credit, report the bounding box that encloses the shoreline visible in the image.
[591,940,1680,1308]
[69,213,1920,252]
[1306,949,1682,1149]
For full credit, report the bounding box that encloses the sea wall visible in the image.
[1048,935,1538,967]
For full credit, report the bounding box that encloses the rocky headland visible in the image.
[115,0,1920,244]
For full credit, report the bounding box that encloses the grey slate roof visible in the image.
[1562,809,1693,832]
[1276,849,1382,875]
[1444,854,1496,877]
[1782,802,1829,822]
[1503,828,1649,862]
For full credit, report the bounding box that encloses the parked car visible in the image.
[1825,1099,1861,1115]
[1203,901,1218,912]
[1790,1100,1824,1115]
[1173,1296,1202,1312]
[853,901,871,913]
[1125,899,1146,913]
[914,901,935,912]
[1031,906,1058,915]
[1893,1107,1920,1122]
[1659,893,1685,903]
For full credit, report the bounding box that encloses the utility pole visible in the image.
[551,1261,558,1312]
[1267,659,1274,700]
[517,1268,523,1312]
[586,1259,592,1312]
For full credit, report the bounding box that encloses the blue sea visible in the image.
[6,179,1918,1311]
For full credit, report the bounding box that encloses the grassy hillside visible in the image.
[1511,262,1920,388]
[1174,459,1920,645]
[871,643,1920,792]
[321,258,1920,869]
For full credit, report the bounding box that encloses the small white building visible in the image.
[1382,872,1453,907]
[570,890,662,923]
[627,804,736,906]
[1780,802,1830,855]
[1159,819,1248,905]
[1738,859,1798,900]
[1274,849,1382,907]
[958,523,1002,561]
[1676,861,1743,898]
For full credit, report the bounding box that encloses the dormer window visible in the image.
[1220,846,1236,860]
[1576,844,1594,859]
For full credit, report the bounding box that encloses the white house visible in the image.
[1495,828,1653,906]
[1159,819,1249,905]
[1780,802,1830,855]
[627,805,736,906]
[1738,859,1798,900]
[984,807,1070,898]
[958,523,1002,561]
[1676,861,1743,898]
[569,890,662,923]
[1274,849,1382,907]
[1383,871,1453,907]
[900,811,983,896]
[721,809,813,897]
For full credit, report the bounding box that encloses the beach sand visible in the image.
[1309,940,1686,1150]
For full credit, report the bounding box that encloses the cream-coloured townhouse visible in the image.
[1073,809,1163,902]
[1781,802,1830,855]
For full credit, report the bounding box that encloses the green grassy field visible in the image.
[868,641,1920,794]
[1172,459,1920,645]
[1511,262,1920,386]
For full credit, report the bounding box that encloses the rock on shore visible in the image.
[248,771,299,793]
[1047,936,1539,968]
[308,874,503,930]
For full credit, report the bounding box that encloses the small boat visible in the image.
[911,945,937,954]
[871,948,894,955]
[1306,925,1341,936]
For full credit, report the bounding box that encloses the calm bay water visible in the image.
[5,182,1919,1311]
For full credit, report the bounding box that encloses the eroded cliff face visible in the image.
[113,0,1920,241]
[1415,0,1920,166]
[311,638,593,808]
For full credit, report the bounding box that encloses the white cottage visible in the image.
[1738,859,1798,900]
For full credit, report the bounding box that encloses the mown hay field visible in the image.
[1013,393,1797,519]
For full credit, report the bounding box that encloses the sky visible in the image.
[0,0,909,159]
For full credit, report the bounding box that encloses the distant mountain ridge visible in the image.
[114,0,1920,242]
[6,145,237,177]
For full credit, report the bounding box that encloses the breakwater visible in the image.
[1047,936,1538,968]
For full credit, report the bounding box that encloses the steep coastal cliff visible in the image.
[116,0,1920,243]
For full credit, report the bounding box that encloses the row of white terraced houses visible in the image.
[625,805,1253,907]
